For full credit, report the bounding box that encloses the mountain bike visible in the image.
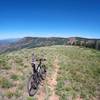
[27,58,47,96]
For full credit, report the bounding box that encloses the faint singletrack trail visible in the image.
[36,56,59,100]
[48,57,59,100]
[36,84,46,100]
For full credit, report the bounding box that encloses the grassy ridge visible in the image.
[56,46,100,100]
[0,45,100,100]
[0,46,58,100]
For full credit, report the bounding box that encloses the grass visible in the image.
[56,46,100,100]
[0,57,11,70]
[5,90,21,98]
[18,83,24,90]
[0,77,13,88]
[5,91,14,98]
[0,45,100,100]
[11,74,20,80]
[27,96,36,100]
[0,64,11,70]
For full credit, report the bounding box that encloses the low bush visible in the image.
[11,74,19,80]
[0,77,13,88]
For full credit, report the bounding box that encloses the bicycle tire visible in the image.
[27,74,39,96]
[40,65,47,80]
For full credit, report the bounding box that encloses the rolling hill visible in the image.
[0,37,100,54]
[0,38,20,46]
[0,37,67,53]
[0,38,20,53]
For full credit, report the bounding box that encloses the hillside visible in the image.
[0,37,100,53]
[0,38,20,53]
[0,45,100,100]
[0,38,19,45]
[0,37,67,53]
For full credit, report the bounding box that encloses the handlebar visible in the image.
[36,58,46,61]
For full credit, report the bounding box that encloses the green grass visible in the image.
[5,91,14,98]
[0,77,13,88]
[5,90,21,98]
[11,74,20,80]
[0,45,100,100]
[27,96,36,100]
[0,57,11,70]
[56,46,100,100]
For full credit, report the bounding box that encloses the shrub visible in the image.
[1,64,11,70]
[14,90,21,98]
[11,74,19,80]
[18,83,24,90]
[5,90,21,98]
[0,77,13,88]
[5,91,14,98]
[24,64,28,68]
[0,57,11,70]
[0,58,6,65]
[15,57,23,66]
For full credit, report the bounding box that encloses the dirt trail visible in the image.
[36,57,59,100]
[36,84,46,100]
[48,57,59,100]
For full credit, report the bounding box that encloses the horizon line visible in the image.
[0,36,100,40]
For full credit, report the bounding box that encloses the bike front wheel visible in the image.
[27,74,38,96]
[40,65,47,80]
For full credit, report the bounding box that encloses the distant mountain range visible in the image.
[0,37,100,53]
[0,38,20,45]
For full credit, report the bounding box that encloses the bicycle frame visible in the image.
[27,58,46,96]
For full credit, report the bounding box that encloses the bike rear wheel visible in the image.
[27,74,38,96]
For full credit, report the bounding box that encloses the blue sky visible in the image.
[0,0,100,39]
